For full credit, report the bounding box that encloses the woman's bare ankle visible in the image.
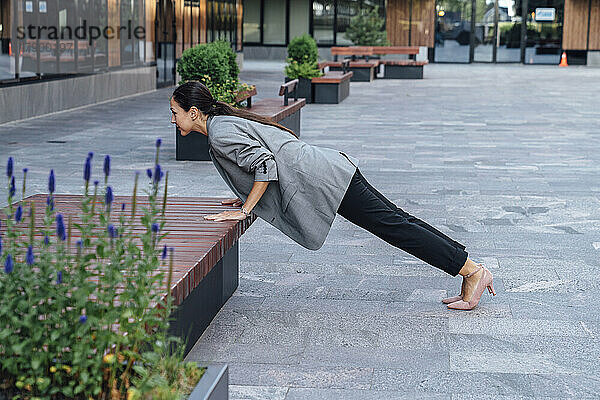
[458,258,481,277]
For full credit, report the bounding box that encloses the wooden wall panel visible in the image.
[387,0,435,47]
[200,0,207,43]
[411,0,435,47]
[590,0,600,49]
[176,0,183,58]
[1,0,10,39]
[563,0,589,49]
[108,0,121,67]
[145,0,155,62]
[237,0,243,51]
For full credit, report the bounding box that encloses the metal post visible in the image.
[520,0,527,63]
[469,0,476,63]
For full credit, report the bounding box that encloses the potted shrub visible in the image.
[284,34,322,103]
[0,144,228,399]
[175,40,254,161]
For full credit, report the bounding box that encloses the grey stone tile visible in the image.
[285,388,450,400]
[230,385,288,400]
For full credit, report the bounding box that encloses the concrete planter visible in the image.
[188,364,229,400]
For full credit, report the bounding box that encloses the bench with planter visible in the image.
[372,46,427,79]
[286,59,353,104]
[176,80,306,161]
[328,47,379,82]
[16,194,257,399]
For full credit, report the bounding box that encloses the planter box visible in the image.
[285,76,313,103]
[176,128,211,161]
[188,364,229,400]
[330,65,375,82]
[383,64,424,79]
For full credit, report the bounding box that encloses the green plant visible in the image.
[0,141,204,399]
[284,56,322,80]
[287,34,319,64]
[344,6,390,46]
[210,40,240,81]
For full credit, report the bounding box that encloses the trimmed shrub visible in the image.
[287,34,319,64]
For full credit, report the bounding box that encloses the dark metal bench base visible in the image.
[383,64,424,79]
[313,80,350,104]
[168,242,239,356]
[330,66,374,82]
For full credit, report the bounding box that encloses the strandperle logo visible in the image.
[15,19,146,46]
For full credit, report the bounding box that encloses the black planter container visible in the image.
[176,127,211,161]
[188,364,229,400]
[285,76,313,103]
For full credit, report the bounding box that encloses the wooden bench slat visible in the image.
[248,98,306,122]
[311,71,353,83]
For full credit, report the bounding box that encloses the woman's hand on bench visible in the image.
[221,198,243,206]
[205,210,248,221]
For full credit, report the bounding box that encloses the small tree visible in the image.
[344,6,390,46]
[284,34,322,79]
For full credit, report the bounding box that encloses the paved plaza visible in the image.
[1,63,600,399]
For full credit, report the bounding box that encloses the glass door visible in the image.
[496,0,522,62]
[473,0,496,61]
[524,0,563,64]
[156,0,175,87]
[435,0,473,62]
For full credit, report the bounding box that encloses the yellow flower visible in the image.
[127,388,140,400]
[103,353,116,364]
[50,366,57,373]
[62,365,72,373]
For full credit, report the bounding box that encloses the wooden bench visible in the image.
[328,47,379,82]
[176,81,306,161]
[371,46,427,79]
[6,194,256,356]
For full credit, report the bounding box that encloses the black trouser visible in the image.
[337,169,468,277]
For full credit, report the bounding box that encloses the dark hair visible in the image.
[171,81,298,138]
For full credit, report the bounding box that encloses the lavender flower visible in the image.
[46,196,54,211]
[6,157,13,177]
[23,168,28,174]
[76,240,83,249]
[56,270,62,284]
[9,176,15,198]
[15,206,22,223]
[153,164,163,184]
[146,168,152,179]
[84,156,92,182]
[121,203,126,211]
[79,315,87,324]
[156,138,162,148]
[44,235,50,245]
[105,186,114,206]
[88,152,94,160]
[0,235,2,256]
[48,170,55,193]
[107,224,118,238]
[151,223,159,233]
[56,214,66,241]
[103,155,111,179]
[94,180,99,187]
[4,254,13,273]
[161,245,167,260]
[26,246,34,266]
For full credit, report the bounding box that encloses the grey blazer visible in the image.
[207,115,358,250]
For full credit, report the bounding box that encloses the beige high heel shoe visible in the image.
[441,263,483,304]
[447,264,496,311]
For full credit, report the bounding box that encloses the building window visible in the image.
[312,0,335,45]
[289,0,310,40]
[263,0,286,44]
[243,0,261,42]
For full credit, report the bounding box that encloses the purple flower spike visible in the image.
[161,245,167,260]
[105,186,114,206]
[76,240,83,248]
[15,206,22,223]
[9,176,15,198]
[56,214,66,241]
[44,235,50,245]
[107,224,118,238]
[56,270,62,284]
[151,223,159,233]
[79,315,87,324]
[4,254,13,274]
[48,170,55,194]
[88,152,94,160]
[103,155,111,178]
[0,235,3,256]
[23,168,28,174]
[46,196,54,211]
[146,168,152,179]
[6,157,13,178]
[156,138,162,148]
[121,203,126,211]
[153,164,163,184]
[84,156,92,182]
[26,246,34,266]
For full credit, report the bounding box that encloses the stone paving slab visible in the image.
[2,61,600,399]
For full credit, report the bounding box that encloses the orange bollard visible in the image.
[559,51,568,67]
